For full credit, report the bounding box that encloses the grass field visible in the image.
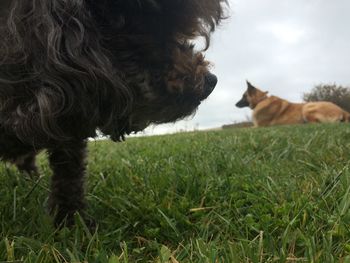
[1,124,350,262]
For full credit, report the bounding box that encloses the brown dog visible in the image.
[236,81,350,127]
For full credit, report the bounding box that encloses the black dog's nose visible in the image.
[202,72,218,99]
[205,72,218,89]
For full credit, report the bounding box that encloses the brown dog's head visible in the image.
[236,81,268,109]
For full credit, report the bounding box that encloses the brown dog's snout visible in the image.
[202,72,217,99]
[236,99,246,108]
[236,97,249,108]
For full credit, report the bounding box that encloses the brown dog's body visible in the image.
[236,81,350,127]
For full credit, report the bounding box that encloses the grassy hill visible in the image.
[1,124,350,262]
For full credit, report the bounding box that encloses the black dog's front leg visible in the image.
[48,140,87,226]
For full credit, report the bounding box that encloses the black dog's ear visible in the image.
[246,80,256,95]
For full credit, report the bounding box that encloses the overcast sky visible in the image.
[145,0,350,135]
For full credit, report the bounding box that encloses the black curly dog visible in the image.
[0,0,227,226]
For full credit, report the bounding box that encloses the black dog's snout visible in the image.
[201,73,218,99]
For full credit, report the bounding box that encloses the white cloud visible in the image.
[258,23,305,45]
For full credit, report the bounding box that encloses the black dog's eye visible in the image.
[151,70,164,82]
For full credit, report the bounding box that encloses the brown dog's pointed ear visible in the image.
[246,80,256,95]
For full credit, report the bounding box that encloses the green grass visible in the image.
[1,124,350,262]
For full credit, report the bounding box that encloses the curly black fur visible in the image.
[0,0,227,226]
